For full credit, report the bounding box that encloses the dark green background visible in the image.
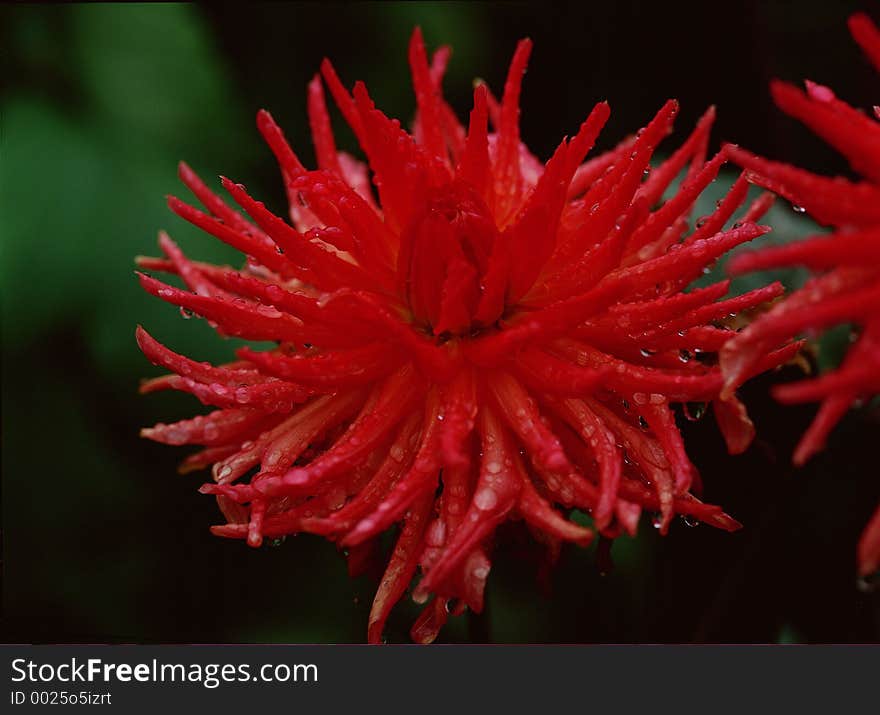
[2,1,878,643]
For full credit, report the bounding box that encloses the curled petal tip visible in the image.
[718,514,743,532]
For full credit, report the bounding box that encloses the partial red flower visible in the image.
[137,29,795,642]
[722,13,880,579]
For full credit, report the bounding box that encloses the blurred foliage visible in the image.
[1,2,877,644]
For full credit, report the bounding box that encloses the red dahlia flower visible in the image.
[721,13,880,579]
[137,29,796,642]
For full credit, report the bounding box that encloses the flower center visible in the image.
[400,183,501,338]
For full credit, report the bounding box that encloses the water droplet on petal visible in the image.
[474,488,498,511]
[425,520,446,547]
[326,486,346,510]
